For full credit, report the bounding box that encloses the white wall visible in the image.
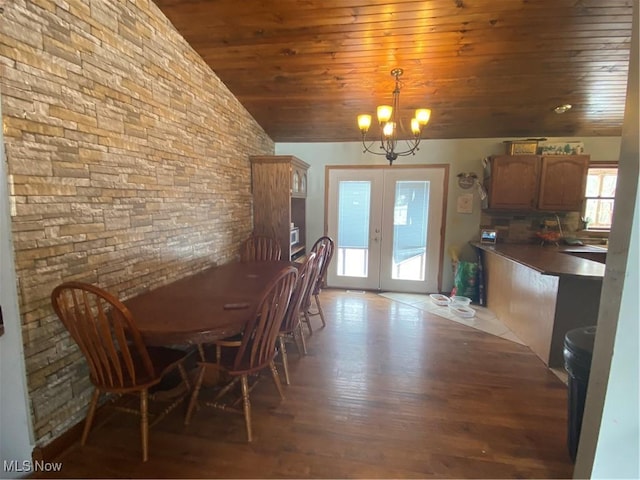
[575,3,639,477]
[0,100,35,473]
[277,136,621,292]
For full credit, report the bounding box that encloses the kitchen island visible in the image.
[473,243,605,367]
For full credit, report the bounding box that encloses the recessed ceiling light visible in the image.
[554,104,572,114]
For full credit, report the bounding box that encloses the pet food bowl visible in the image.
[429,294,451,306]
[450,306,476,318]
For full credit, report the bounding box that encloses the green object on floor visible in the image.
[452,260,479,303]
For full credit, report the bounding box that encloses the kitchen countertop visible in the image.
[472,242,606,279]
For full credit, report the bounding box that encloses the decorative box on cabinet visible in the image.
[249,155,310,260]
[485,154,589,211]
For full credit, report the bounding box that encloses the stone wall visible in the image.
[480,210,609,245]
[479,211,582,244]
[0,0,274,445]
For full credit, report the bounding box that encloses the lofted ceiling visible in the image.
[153,0,633,143]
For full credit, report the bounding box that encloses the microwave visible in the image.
[290,227,300,246]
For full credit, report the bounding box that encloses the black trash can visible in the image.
[563,325,597,463]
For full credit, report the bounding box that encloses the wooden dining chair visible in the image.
[277,251,316,385]
[300,245,325,336]
[50,282,190,462]
[305,236,335,332]
[240,235,282,262]
[185,266,298,442]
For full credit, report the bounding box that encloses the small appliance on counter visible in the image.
[290,226,299,247]
[480,229,497,244]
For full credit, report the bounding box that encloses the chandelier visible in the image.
[357,68,431,165]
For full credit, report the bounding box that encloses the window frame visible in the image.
[583,161,618,232]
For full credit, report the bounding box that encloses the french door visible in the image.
[326,167,446,293]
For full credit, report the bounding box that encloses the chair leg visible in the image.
[185,364,206,425]
[296,323,307,356]
[303,310,313,335]
[269,360,285,400]
[278,335,291,386]
[290,330,303,358]
[140,389,149,462]
[314,293,327,328]
[240,375,252,442]
[81,388,100,446]
[178,363,190,391]
[213,375,240,404]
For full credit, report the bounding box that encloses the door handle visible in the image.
[373,227,380,242]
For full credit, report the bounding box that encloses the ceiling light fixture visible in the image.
[357,68,431,165]
[554,104,572,114]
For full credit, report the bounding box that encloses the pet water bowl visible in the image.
[450,296,471,307]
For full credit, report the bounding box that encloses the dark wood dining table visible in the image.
[125,261,296,347]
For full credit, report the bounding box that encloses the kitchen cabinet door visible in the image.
[487,155,540,209]
[538,155,589,211]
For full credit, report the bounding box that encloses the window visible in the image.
[584,164,618,230]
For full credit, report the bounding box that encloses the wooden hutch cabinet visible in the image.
[249,155,309,260]
[485,154,589,211]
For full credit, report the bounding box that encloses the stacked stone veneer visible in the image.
[0,0,274,446]
[480,211,582,243]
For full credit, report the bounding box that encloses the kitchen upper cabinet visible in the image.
[538,155,589,211]
[486,155,540,210]
[486,154,589,211]
[250,155,309,260]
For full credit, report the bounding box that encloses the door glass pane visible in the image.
[337,181,370,277]
[391,181,429,281]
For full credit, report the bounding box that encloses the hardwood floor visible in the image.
[36,290,574,478]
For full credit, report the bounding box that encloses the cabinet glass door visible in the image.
[292,170,300,193]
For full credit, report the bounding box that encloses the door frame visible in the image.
[0,95,36,463]
[323,164,449,293]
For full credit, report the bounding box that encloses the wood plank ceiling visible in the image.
[153,0,633,143]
